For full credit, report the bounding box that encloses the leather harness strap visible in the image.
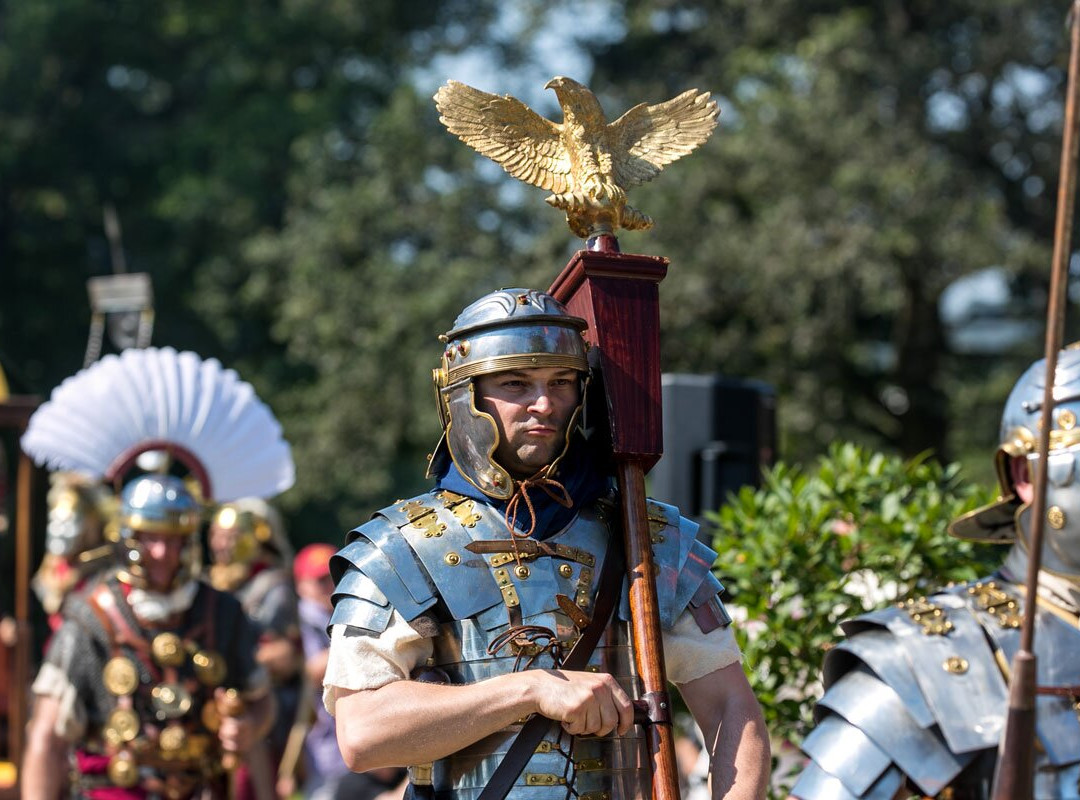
[476,536,627,800]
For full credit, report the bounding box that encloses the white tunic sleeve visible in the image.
[31,662,87,741]
[662,610,742,685]
[322,611,434,716]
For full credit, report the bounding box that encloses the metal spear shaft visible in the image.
[990,3,1080,797]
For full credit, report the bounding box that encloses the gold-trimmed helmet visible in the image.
[426,288,589,499]
[950,345,1080,580]
[207,498,290,591]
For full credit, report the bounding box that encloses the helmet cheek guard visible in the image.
[426,288,589,499]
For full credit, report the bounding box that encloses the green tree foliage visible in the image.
[0,0,496,388]
[584,2,1068,472]
[2,0,1075,538]
[709,442,998,778]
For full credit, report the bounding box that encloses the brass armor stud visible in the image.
[943,656,970,674]
[107,751,139,787]
[192,650,227,687]
[444,552,461,566]
[151,633,185,667]
[103,656,140,696]
[514,565,530,579]
[104,707,140,745]
[558,564,573,578]
[1060,409,1077,430]
[1049,506,1067,530]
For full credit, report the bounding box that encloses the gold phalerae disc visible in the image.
[151,633,185,667]
[201,700,221,732]
[151,683,193,720]
[158,724,187,754]
[104,707,140,745]
[107,750,139,787]
[192,650,227,686]
[103,657,140,696]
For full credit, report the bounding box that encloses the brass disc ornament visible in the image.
[158,724,188,754]
[151,633,186,667]
[107,750,139,788]
[200,700,221,732]
[192,650,227,686]
[104,707,140,745]
[151,683,193,720]
[103,657,140,696]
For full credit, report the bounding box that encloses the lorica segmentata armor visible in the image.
[330,489,730,800]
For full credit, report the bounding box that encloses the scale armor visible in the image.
[790,575,1080,800]
[330,489,731,800]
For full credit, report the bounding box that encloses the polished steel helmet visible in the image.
[951,345,1080,582]
[117,474,203,589]
[427,288,589,499]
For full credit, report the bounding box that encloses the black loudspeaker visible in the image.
[649,374,777,519]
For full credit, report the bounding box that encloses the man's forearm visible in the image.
[21,745,67,800]
[22,698,68,800]
[709,687,770,800]
[679,662,771,800]
[336,672,537,771]
[335,665,634,772]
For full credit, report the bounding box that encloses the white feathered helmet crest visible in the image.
[21,347,295,589]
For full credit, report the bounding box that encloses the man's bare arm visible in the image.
[680,662,770,800]
[335,668,634,772]
[22,695,70,800]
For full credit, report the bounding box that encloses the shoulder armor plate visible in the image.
[817,666,972,796]
[801,577,1080,799]
[617,500,729,631]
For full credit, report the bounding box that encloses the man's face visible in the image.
[208,521,239,564]
[474,367,581,479]
[136,532,186,592]
[296,574,335,612]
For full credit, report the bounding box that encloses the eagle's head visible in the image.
[544,76,603,120]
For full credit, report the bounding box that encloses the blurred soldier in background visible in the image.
[18,346,295,799]
[23,474,274,799]
[293,542,405,800]
[791,347,1080,800]
[31,472,114,630]
[208,498,302,799]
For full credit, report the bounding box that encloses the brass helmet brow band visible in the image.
[447,354,588,383]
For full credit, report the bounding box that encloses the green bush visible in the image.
[708,442,999,784]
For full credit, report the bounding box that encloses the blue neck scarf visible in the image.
[435,439,611,540]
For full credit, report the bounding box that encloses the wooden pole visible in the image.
[549,238,681,800]
[11,451,32,777]
[990,3,1080,797]
[0,396,41,793]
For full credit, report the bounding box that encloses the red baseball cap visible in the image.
[293,543,335,582]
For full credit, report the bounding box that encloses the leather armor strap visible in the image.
[89,583,153,660]
[1035,685,1080,696]
[476,536,627,800]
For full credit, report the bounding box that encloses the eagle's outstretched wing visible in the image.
[434,80,572,194]
[608,89,719,188]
